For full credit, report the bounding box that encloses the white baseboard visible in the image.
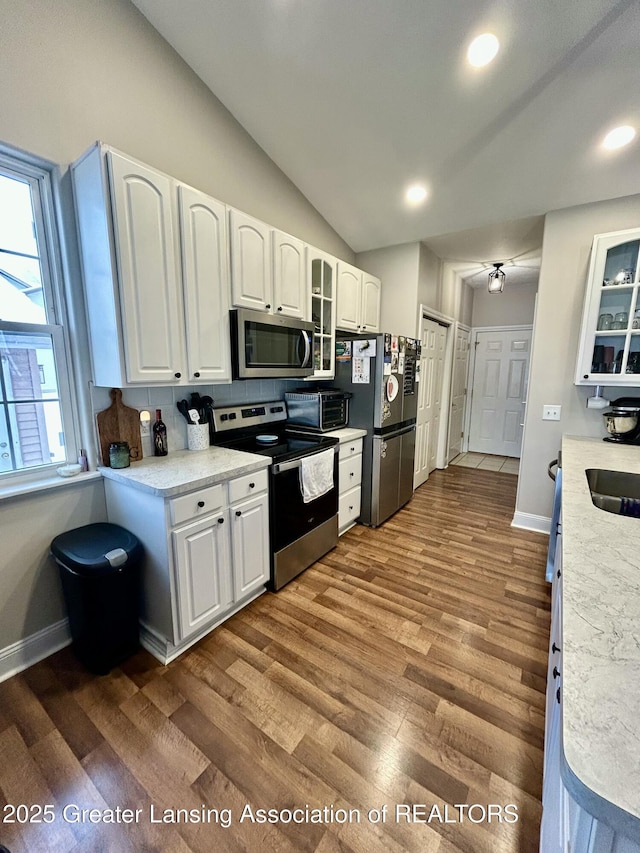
[511,511,551,535]
[0,619,71,684]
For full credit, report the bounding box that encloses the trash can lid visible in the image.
[50,522,143,574]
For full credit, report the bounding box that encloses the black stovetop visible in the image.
[212,428,338,464]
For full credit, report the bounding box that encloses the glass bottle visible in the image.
[153,409,168,457]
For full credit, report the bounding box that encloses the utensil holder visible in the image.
[187,423,209,451]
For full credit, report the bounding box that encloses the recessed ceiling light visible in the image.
[406,184,428,205]
[602,125,636,150]
[467,33,500,67]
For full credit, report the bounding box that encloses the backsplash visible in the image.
[90,378,302,461]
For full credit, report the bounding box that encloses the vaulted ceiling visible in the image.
[130,0,640,270]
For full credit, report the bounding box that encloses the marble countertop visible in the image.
[99,446,270,497]
[560,435,640,836]
[322,427,368,442]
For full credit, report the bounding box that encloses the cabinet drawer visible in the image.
[228,468,269,504]
[169,484,225,526]
[339,454,362,494]
[339,438,363,460]
[339,486,361,530]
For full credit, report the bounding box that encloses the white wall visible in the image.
[517,193,640,522]
[0,0,355,656]
[472,283,538,327]
[418,243,442,312]
[356,243,421,336]
[0,0,353,260]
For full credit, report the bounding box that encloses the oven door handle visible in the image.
[272,447,337,475]
[273,458,304,474]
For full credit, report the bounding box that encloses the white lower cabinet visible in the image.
[103,467,270,663]
[173,511,233,640]
[336,436,364,534]
[540,523,640,852]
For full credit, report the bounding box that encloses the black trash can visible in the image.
[51,522,143,675]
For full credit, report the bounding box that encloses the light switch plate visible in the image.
[543,405,561,421]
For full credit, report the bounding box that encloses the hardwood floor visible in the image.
[0,466,550,853]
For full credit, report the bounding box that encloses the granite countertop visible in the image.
[323,427,368,442]
[560,435,640,836]
[99,446,270,497]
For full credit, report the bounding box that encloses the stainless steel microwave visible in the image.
[230,308,315,379]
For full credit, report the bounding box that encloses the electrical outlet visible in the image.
[139,409,151,436]
[543,405,561,421]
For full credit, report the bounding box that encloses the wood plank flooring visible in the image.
[0,466,550,853]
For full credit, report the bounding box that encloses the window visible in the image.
[0,148,76,480]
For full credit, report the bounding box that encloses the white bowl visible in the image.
[57,464,83,478]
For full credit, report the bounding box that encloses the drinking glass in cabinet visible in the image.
[323,300,332,335]
[602,240,639,285]
[598,313,613,330]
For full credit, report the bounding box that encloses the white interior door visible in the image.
[414,317,446,488]
[447,326,471,462]
[468,328,532,458]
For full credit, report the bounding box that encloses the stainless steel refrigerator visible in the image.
[334,333,419,526]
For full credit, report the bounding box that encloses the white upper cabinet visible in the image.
[575,228,640,385]
[308,247,337,378]
[361,272,382,332]
[178,185,231,383]
[229,213,308,319]
[272,230,308,318]
[336,261,380,333]
[107,150,185,384]
[71,144,232,386]
[229,209,272,311]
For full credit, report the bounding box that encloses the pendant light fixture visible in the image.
[488,262,506,293]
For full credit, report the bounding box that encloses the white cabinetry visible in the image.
[540,515,640,852]
[103,467,269,663]
[336,261,381,333]
[229,209,272,312]
[272,230,307,318]
[575,228,640,385]
[329,433,365,534]
[308,247,337,378]
[178,185,231,382]
[71,144,232,386]
[229,211,308,318]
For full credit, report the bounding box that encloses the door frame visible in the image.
[445,321,471,462]
[463,324,533,455]
[416,304,456,472]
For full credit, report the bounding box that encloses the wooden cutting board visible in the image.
[96,388,143,466]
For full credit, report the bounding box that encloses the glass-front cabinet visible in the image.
[575,228,640,385]
[307,248,337,379]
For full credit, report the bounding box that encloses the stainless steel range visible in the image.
[210,401,339,590]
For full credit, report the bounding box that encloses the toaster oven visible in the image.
[285,389,351,432]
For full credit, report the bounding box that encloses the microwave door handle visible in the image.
[300,330,311,367]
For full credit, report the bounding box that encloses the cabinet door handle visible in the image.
[217,517,224,524]
[194,371,200,378]
[350,471,355,477]
[277,306,283,312]
[552,642,561,653]
[349,505,353,510]
[553,666,561,679]
[235,510,242,517]
[174,372,182,379]
[197,500,205,508]
[265,304,271,310]
[556,687,561,704]
[249,482,255,488]
[557,569,561,579]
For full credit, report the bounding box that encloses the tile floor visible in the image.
[450,451,520,474]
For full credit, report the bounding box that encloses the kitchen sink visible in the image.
[586,468,640,515]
